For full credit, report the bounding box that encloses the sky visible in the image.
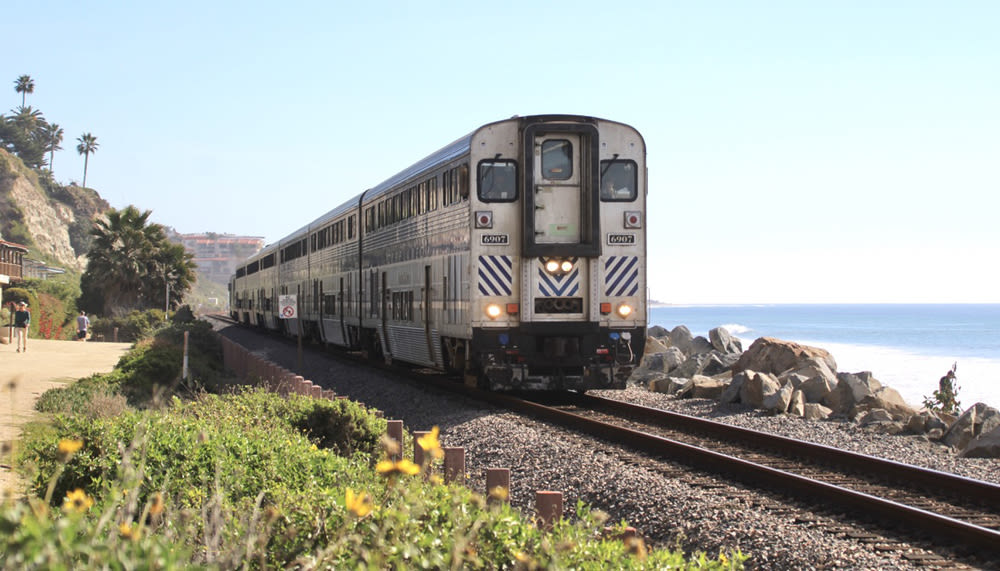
[7,0,999,304]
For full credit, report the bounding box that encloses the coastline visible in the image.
[647,303,1000,410]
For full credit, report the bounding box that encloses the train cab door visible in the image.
[523,125,600,321]
[532,134,582,245]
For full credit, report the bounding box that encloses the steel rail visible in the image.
[572,392,1000,505]
[472,390,1000,556]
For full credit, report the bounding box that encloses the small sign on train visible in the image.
[279,294,297,319]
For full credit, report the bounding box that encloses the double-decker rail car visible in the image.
[231,114,647,391]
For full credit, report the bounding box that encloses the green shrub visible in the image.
[90,309,164,343]
[35,373,125,415]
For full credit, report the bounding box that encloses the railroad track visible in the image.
[472,390,1000,564]
[208,315,1000,565]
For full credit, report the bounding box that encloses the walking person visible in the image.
[76,310,90,341]
[13,301,30,352]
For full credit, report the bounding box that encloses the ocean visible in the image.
[648,304,1000,410]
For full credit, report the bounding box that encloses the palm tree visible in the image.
[80,206,195,316]
[44,123,64,171]
[14,75,34,107]
[76,132,99,187]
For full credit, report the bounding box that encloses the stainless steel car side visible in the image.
[231,115,647,391]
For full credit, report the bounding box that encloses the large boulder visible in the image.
[823,372,882,417]
[719,372,746,404]
[855,386,917,421]
[700,351,739,376]
[796,374,837,403]
[788,389,806,417]
[803,403,833,421]
[739,370,781,408]
[671,354,707,379]
[644,335,671,355]
[762,382,794,414]
[943,403,1000,450]
[667,325,694,355]
[648,375,686,395]
[962,425,1000,458]
[709,326,742,354]
[647,325,669,339]
[676,375,728,400]
[691,336,714,355]
[732,337,837,378]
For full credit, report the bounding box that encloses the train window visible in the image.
[478,160,518,202]
[599,160,638,202]
[428,178,438,211]
[459,164,469,200]
[348,215,356,239]
[541,140,573,180]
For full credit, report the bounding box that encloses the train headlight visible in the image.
[485,303,503,319]
[545,260,560,273]
[560,260,573,273]
[616,303,634,318]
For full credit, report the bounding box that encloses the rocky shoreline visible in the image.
[633,325,1000,458]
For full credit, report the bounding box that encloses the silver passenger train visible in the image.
[230,115,647,391]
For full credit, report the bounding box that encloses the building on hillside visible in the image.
[173,233,265,284]
[22,258,67,280]
[1,239,29,304]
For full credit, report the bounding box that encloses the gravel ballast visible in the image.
[217,325,995,569]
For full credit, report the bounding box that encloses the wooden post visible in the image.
[443,447,465,483]
[182,331,189,380]
[535,491,563,529]
[413,431,430,468]
[486,468,510,504]
[386,420,403,461]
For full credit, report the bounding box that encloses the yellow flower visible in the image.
[625,536,647,561]
[375,458,421,477]
[488,486,509,502]
[417,426,444,460]
[58,439,83,454]
[345,488,373,518]
[149,492,164,516]
[119,522,141,540]
[63,488,94,513]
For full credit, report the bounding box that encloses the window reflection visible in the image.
[600,160,637,201]
[478,160,517,202]
[541,139,572,180]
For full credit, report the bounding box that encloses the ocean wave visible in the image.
[720,323,752,335]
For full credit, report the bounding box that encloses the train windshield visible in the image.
[540,139,573,180]
[478,160,518,202]
[599,159,638,201]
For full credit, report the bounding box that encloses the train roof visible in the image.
[260,114,633,248]
[361,134,471,203]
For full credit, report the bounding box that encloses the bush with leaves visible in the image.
[89,309,164,343]
[11,388,744,569]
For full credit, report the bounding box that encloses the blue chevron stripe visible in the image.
[537,268,579,297]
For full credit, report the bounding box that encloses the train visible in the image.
[230,114,647,391]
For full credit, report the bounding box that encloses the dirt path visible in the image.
[1,337,131,496]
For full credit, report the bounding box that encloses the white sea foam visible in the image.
[720,323,752,336]
[796,339,1000,410]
